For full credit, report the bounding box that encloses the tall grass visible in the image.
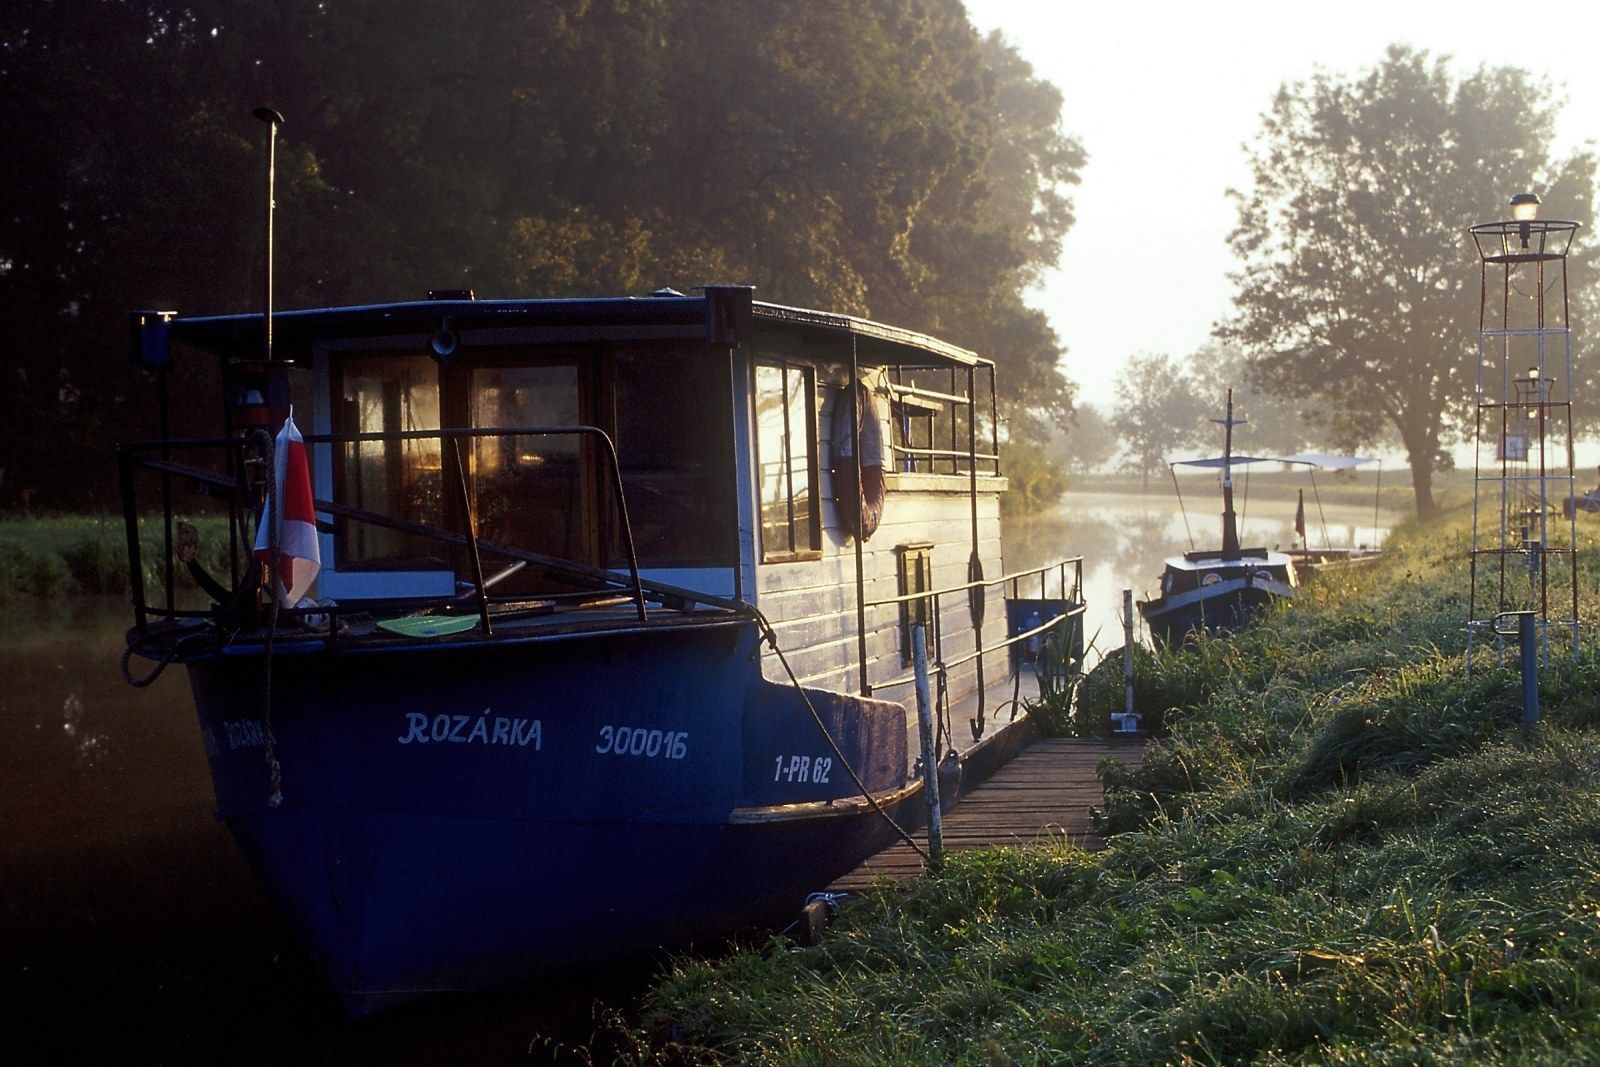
[610,504,1600,1064]
[0,515,235,601]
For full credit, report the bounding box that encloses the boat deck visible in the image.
[827,737,1146,890]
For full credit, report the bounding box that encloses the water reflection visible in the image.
[1004,490,1400,660]
[2,598,645,1060]
[60,688,110,767]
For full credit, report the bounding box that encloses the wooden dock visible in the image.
[829,738,1145,890]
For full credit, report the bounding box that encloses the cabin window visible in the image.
[611,348,736,566]
[897,542,935,665]
[333,353,447,570]
[469,363,589,566]
[328,342,737,585]
[890,394,941,474]
[755,360,820,562]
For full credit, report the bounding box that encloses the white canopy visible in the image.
[1275,453,1379,471]
[1171,453,1378,471]
[1170,455,1281,470]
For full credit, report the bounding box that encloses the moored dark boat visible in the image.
[1137,390,1295,646]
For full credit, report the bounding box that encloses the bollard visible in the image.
[1495,611,1540,730]
[1115,589,1141,733]
[1519,611,1539,729]
[911,622,943,864]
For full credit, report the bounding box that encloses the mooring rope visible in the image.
[1170,465,1195,552]
[256,429,284,809]
[119,642,179,688]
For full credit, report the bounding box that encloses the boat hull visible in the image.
[1138,573,1292,647]
[183,619,912,1011]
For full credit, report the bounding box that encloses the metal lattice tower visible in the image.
[1466,197,1581,667]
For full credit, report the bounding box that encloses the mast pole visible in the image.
[252,107,284,362]
[1221,389,1241,560]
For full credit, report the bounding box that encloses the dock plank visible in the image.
[827,738,1145,892]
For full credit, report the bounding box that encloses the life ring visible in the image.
[831,382,886,540]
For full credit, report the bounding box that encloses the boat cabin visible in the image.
[129,287,1054,737]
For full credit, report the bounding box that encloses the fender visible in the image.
[830,382,886,540]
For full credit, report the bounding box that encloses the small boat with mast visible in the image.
[1277,452,1385,579]
[1137,389,1297,646]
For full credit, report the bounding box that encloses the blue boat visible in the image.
[120,287,1085,1013]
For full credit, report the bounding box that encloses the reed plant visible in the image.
[615,503,1600,1064]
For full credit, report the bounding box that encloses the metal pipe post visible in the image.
[252,107,284,363]
[1123,589,1135,727]
[912,622,943,865]
[1520,611,1539,730]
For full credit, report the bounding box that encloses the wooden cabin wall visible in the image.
[754,381,1011,714]
[755,488,1008,701]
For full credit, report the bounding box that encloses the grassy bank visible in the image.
[0,514,233,602]
[624,506,1600,1063]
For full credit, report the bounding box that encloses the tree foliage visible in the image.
[997,438,1067,516]
[1110,352,1209,488]
[1045,400,1117,476]
[0,0,1082,508]
[1219,45,1598,516]
[1187,342,1312,455]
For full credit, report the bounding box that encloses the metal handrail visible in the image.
[118,423,654,636]
[863,556,1084,610]
[887,443,1001,462]
[867,557,1085,693]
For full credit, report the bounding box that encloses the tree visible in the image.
[1111,353,1209,488]
[1038,401,1116,476]
[1187,343,1312,455]
[0,0,1082,509]
[1219,45,1598,517]
[997,439,1066,517]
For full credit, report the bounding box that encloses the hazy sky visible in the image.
[963,0,1600,412]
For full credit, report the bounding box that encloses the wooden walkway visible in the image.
[829,738,1146,890]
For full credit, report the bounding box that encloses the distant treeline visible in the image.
[0,0,1082,510]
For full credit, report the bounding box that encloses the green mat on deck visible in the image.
[376,615,481,639]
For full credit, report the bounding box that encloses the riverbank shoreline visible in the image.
[1068,466,1433,513]
[623,504,1600,1063]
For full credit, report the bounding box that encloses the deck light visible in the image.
[430,315,459,359]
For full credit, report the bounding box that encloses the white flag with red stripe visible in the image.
[254,408,321,606]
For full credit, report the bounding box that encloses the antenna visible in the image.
[253,106,284,361]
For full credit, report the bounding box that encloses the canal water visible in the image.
[2,489,1399,1059]
[1004,488,1398,660]
[2,599,655,1063]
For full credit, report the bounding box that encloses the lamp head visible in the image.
[1510,192,1541,222]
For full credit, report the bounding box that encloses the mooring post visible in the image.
[911,621,943,865]
[1117,589,1138,733]
[1519,611,1539,729]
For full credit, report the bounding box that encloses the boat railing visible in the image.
[885,366,1001,477]
[864,556,1085,699]
[117,424,735,642]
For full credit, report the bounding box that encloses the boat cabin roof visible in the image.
[1165,548,1292,570]
[132,289,992,372]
